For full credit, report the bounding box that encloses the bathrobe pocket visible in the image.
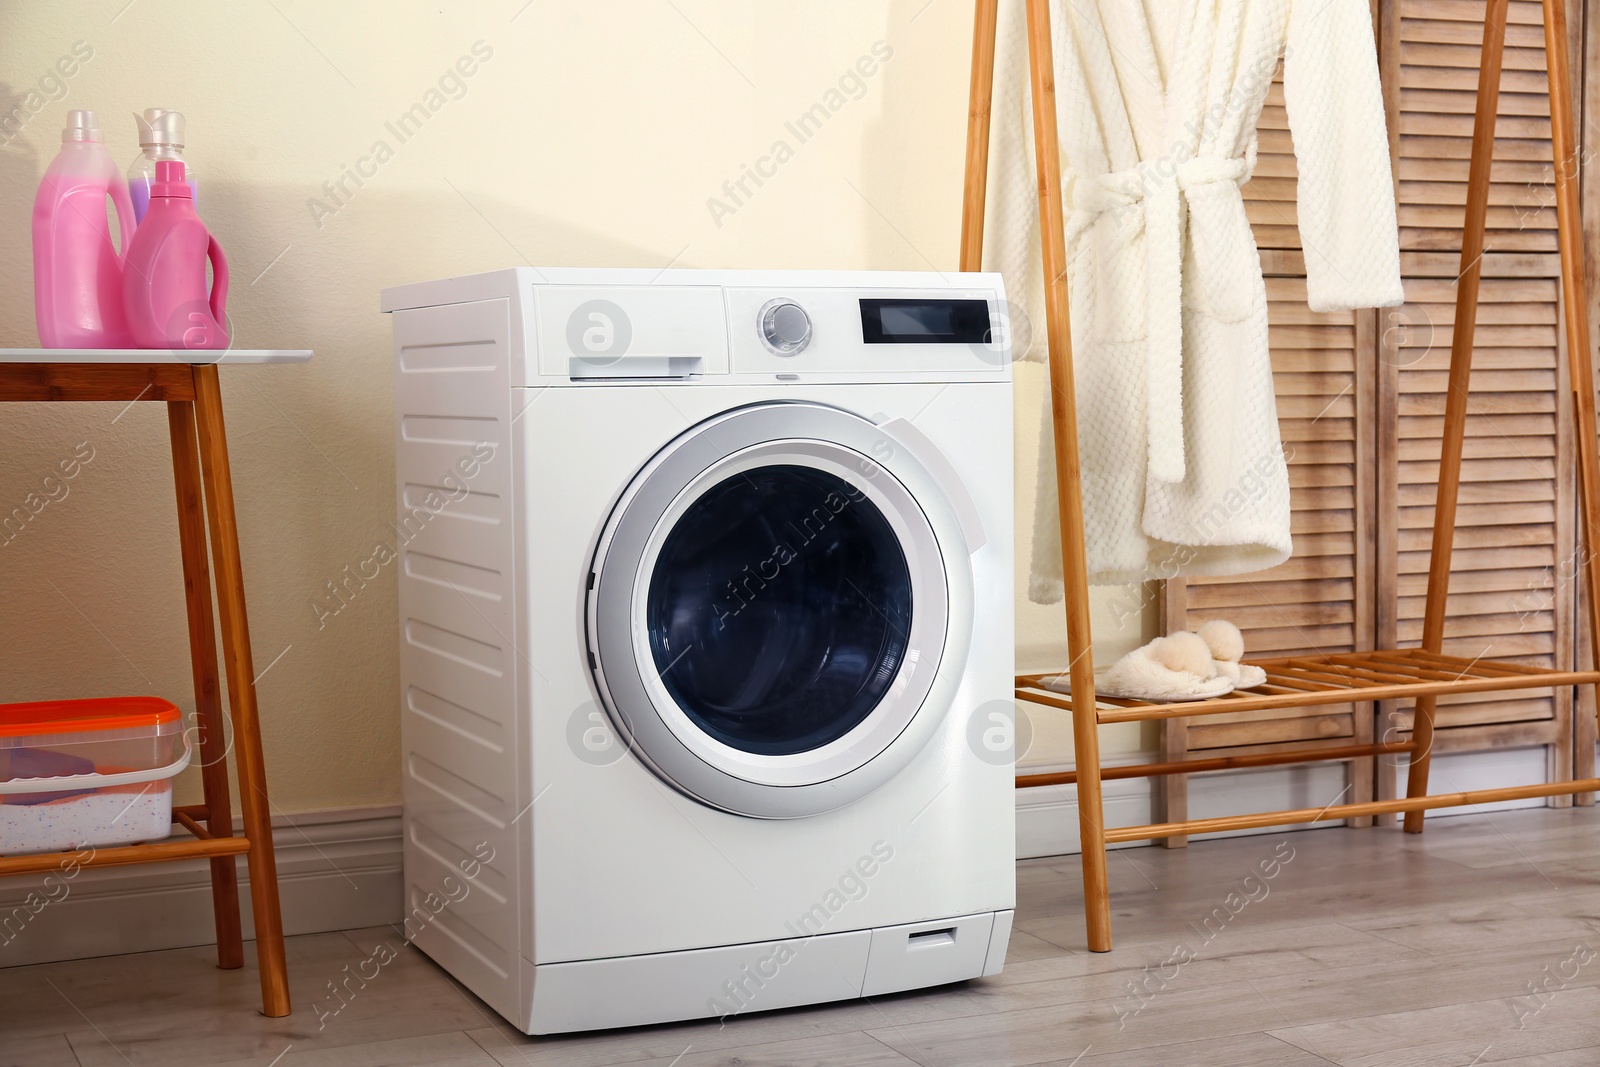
[1082,209,1149,342]
[1182,183,1264,323]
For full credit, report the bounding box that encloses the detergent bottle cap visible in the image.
[135,108,185,150]
[151,159,192,199]
[62,110,102,143]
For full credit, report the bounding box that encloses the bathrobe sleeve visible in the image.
[1284,0,1405,313]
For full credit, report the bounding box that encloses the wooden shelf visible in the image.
[0,836,250,877]
[0,805,248,877]
[1017,648,1600,723]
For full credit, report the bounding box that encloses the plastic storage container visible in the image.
[0,697,191,856]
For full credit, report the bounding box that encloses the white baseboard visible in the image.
[0,806,402,968]
[0,746,1571,966]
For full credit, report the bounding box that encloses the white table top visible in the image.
[0,349,312,365]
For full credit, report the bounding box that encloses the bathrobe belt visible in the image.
[1068,154,1252,486]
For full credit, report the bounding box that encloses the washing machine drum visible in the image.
[586,401,981,818]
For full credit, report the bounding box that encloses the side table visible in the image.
[0,349,311,1017]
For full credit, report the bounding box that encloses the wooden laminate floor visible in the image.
[4,808,1600,1066]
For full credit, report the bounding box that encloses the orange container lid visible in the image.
[0,696,180,738]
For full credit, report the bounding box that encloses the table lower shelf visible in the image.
[1017,647,1600,724]
[0,805,250,876]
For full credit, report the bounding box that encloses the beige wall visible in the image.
[0,1,1147,813]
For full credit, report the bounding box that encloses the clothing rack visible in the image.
[960,0,1600,951]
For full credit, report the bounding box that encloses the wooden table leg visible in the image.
[167,400,244,971]
[191,366,291,1017]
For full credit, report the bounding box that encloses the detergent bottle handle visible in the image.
[109,176,136,258]
[206,234,229,328]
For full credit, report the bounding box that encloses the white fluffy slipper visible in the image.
[1195,619,1268,690]
[1098,630,1237,700]
[1041,631,1235,702]
[1036,621,1266,702]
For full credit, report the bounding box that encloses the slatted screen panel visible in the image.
[1157,1,1583,835]
[1383,0,1573,757]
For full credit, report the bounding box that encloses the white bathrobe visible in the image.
[986,0,1404,596]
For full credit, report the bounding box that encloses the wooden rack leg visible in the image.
[1021,0,1111,950]
[167,400,243,971]
[192,367,290,1017]
[1403,0,1510,833]
[1158,587,1190,847]
[1543,0,1600,775]
[959,0,1000,272]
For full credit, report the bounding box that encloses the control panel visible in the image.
[410,269,1019,384]
[727,287,1007,378]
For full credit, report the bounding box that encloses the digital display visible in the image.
[860,298,992,345]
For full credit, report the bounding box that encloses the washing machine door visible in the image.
[586,401,981,818]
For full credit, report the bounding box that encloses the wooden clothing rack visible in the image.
[960,0,1600,951]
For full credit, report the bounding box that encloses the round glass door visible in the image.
[586,401,977,819]
[646,464,913,757]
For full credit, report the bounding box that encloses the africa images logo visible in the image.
[713,480,865,630]
[566,299,632,369]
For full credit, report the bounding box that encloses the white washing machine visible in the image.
[381,268,1015,1034]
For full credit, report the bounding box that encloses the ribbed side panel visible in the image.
[392,299,520,1019]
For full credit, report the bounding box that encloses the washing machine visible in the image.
[381,268,1015,1034]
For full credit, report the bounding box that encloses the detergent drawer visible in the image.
[533,284,729,379]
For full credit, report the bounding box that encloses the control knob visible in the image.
[759,300,812,356]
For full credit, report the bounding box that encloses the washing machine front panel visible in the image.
[587,401,977,818]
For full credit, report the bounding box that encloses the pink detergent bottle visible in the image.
[32,110,136,348]
[123,160,230,351]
